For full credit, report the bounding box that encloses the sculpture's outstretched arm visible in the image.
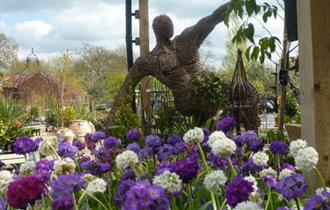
[107,55,155,126]
[178,1,232,48]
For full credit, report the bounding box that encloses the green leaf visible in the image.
[251,46,260,61]
[243,23,255,43]
[245,0,254,16]
[245,46,252,61]
[259,51,265,63]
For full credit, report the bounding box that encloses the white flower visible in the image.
[233,201,262,210]
[0,170,13,190]
[153,171,182,193]
[260,167,277,177]
[294,147,318,171]
[203,170,227,192]
[279,168,295,180]
[20,161,36,176]
[211,137,237,156]
[252,151,269,167]
[207,131,227,147]
[116,150,139,170]
[183,127,204,144]
[289,139,307,156]
[86,178,107,195]
[53,158,76,175]
[39,137,57,156]
[315,187,330,198]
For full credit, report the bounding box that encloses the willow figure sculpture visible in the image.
[108,1,233,126]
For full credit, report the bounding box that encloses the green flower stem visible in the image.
[77,190,88,208]
[226,156,237,177]
[295,198,301,210]
[153,154,158,174]
[265,187,272,210]
[50,146,60,159]
[83,190,108,210]
[315,167,327,189]
[72,193,79,210]
[219,198,227,210]
[187,184,195,210]
[197,143,218,210]
[170,198,179,210]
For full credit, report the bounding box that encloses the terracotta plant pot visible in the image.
[70,120,95,142]
[285,123,301,140]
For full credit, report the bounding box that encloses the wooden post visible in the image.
[298,0,330,186]
[139,0,150,134]
[278,20,290,131]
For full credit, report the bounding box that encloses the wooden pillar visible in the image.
[298,0,330,186]
[139,0,150,133]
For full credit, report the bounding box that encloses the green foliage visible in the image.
[225,0,280,63]
[284,94,300,123]
[46,100,60,127]
[75,105,106,130]
[0,99,31,149]
[60,106,77,127]
[107,71,127,101]
[191,72,230,112]
[111,94,140,141]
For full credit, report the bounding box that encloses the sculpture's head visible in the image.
[152,15,174,43]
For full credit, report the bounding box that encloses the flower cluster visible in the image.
[1,116,326,210]
[12,137,37,154]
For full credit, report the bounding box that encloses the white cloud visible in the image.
[15,20,53,40]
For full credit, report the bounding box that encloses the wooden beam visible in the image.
[139,0,150,134]
[298,0,330,186]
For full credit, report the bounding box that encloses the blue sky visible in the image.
[0,0,284,67]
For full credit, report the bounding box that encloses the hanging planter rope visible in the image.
[229,49,259,133]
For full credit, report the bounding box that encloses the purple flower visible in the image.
[35,159,54,182]
[234,135,244,147]
[85,133,96,151]
[52,174,86,199]
[217,117,237,133]
[263,175,278,188]
[12,137,37,154]
[92,131,106,142]
[124,181,169,210]
[249,140,264,152]
[138,148,151,159]
[72,139,86,151]
[81,160,111,176]
[276,174,308,200]
[127,128,141,142]
[52,198,74,210]
[58,141,78,159]
[127,143,141,153]
[282,163,296,171]
[270,141,289,155]
[305,192,330,210]
[115,179,136,205]
[167,134,183,145]
[157,162,172,175]
[34,137,43,146]
[208,152,228,169]
[241,130,258,145]
[242,159,263,175]
[145,135,162,153]
[7,176,48,209]
[94,147,112,163]
[157,144,176,161]
[0,197,7,210]
[170,156,199,183]
[226,176,254,207]
[122,168,136,180]
[104,136,121,149]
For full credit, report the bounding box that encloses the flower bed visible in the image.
[0,117,329,210]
